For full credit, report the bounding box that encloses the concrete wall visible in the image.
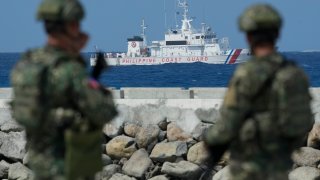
[1,87,319,109]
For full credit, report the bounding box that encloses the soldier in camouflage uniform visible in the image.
[11,0,117,179]
[205,4,313,180]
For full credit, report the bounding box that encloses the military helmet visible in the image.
[239,4,282,32]
[37,0,84,22]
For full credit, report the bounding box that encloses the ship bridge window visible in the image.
[196,36,200,39]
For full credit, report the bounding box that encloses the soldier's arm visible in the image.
[67,61,117,126]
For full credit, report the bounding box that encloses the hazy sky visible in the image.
[0,0,319,52]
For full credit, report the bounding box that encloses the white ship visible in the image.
[90,0,250,66]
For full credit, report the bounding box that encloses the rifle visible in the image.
[91,52,107,81]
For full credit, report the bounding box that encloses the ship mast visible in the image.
[141,19,147,47]
[178,0,192,32]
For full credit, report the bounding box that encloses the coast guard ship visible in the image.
[90,0,250,66]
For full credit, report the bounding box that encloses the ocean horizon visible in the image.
[1,51,319,88]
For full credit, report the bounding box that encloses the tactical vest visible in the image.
[239,58,313,154]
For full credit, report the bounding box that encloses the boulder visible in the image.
[1,121,23,133]
[136,125,160,150]
[109,173,137,180]
[292,147,320,167]
[161,161,202,179]
[187,141,210,165]
[195,108,220,124]
[103,123,124,139]
[158,130,166,142]
[157,119,168,131]
[212,166,231,180]
[192,122,213,141]
[23,152,29,165]
[167,122,192,142]
[150,141,188,162]
[307,122,320,149]
[0,160,10,179]
[148,175,169,180]
[102,154,113,166]
[122,149,153,178]
[99,164,121,180]
[0,131,26,161]
[124,123,141,138]
[289,166,320,180]
[8,162,34,180]
[0,108,12,127]
[106,135,138,159]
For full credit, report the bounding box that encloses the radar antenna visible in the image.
[141,19,148,47]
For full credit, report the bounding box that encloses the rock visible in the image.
[122,149,153,178]
[212,166,231,180]
[1,121,23,133]
[109,173,137,180]
[150,141,188,162]
[292,147,320,167]
[23,152,29,165]
[289,166,320,180]
[103,123,124,139]
[167,122,192,142]
[192,122,213,141]
[136,125,160,151]
[124,123,141,138]
[0,131,26,161]
[195,108,220,124]
[146,164,161,179]
[106,135,138,159]
[157,119,168,131]
[119,158,128,166]
[187,139,198,149]
[102,144,107,154]
[0,108,12,127]
[102,154,113,166]
[99,164,121,180]
[158,130,166,142]
[148,175,169,180]
[161,161,202,179]
[0,160,10,179]
[8,162,34,180]
[307,122,320,149]
[187,141,210,165]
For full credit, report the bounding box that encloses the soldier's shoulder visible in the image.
[276,60,309,85]
[233,57,263,80]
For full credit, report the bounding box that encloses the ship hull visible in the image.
[90,49,250,66]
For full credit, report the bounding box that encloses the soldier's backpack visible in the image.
[271,59,313,139]
[10,49,58,131]
[250,58,313,150]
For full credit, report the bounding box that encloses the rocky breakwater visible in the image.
[1,103,320,180]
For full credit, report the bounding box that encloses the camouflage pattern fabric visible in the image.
[205,53,313,180]
[37,0,84,21]
[11,45,117,180]
[238,4,282,32]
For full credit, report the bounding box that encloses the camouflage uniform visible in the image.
[11,0,117,180]
[205,4,313,180]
